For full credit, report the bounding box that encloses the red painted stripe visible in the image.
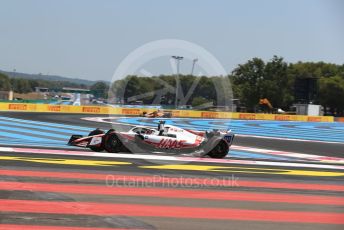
[0,224,138,230]
[1,169,343,192]
[1,181,343,206]
[1,200,344,224]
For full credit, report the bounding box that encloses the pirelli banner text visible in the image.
[0,103,118,114]
[0,103,334,122]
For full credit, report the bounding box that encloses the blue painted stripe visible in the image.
[0,120,89,135]
[0,139,67,145]
[0,130,65,143]
[0,116,91,131]
[249,122,344,135]
[190,120,344,136]
[0,117,93,149]
[229,150,293,161]
[0,126,68,139]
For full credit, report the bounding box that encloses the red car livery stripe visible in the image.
[74,134,104,143]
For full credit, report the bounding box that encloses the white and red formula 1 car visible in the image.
[68,121,234,158]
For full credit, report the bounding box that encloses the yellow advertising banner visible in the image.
[0,103,334,122]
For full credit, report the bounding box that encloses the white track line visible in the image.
[1,147,344,170]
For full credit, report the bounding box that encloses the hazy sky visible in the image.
[0,0,343,81]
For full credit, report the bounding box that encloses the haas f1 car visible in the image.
[68,121,234,158]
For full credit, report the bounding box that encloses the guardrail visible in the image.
[0,102,335,122]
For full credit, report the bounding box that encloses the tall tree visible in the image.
[10,78,31,93]
[231,58,265,111]
[90,81,109,99]
[0,73,11,91]
[319,76,344,115]
[263,56,292,109]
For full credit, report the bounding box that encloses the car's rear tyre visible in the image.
[88,129,104,152]
[104,134,123,153]
[207,140,229,159]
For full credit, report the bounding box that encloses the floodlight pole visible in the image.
[191,58,198,75]
[172,56,183,108]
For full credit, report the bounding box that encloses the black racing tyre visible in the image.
[207,139,229,159]
[103,134,123,153]
[88,129,105,152]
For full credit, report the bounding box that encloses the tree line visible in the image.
[0,73,89,93]
[1,56,344,115]
[230,56,344,115]
[0,73,110,100]
[109,75,233,108]
[109,57,344,115]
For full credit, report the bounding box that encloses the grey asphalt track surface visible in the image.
[0,112,343,230]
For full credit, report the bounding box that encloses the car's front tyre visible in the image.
[103,134,123,153]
